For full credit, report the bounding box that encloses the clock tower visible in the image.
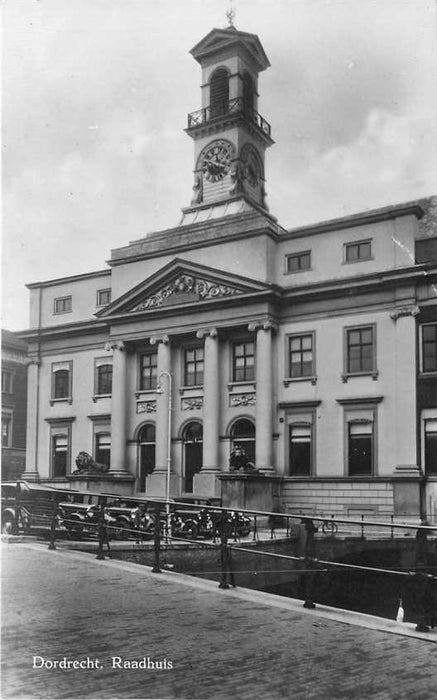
[182,23,274,220]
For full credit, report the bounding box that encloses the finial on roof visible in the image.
[226,3,236,28]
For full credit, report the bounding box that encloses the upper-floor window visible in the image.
[421,323,437,373]
[210,68,229,118]
[184,347,204,386]
[95,364,112,396]
[286,251,311,273]
[288,333,315,378]
[140,352,158,391]
[232,341,255,382]
[345,240,372,263]
[2,370,13,394]
[424,418,437,475]
[96,288,111,307]
[51,362,72,402]
[345,325,376,376]
[54,296,72,314]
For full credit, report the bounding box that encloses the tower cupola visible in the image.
[183,25,274,218]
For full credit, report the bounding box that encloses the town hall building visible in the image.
[20,24,437,521]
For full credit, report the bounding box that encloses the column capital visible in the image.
[196,328,218,339]
[149,334,170,346]
[248,320,278,334]
[105,340,125,352]
[25,356,41,367]
[389,306,420,322]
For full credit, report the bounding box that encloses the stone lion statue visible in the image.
[73,451,110,475]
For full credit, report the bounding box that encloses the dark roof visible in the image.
[1,329,28,351]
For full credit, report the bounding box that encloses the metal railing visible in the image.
[187,97,271,136]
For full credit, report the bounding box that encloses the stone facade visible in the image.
[19,25,437,521]
[1,330,28,480]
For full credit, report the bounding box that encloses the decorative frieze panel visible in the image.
[136,400,157,414]
[181,397,203,411]
[131,275,243,311]
[229,393,256,407]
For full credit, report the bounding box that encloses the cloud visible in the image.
[270,108,437,225]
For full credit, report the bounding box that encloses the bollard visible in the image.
[302,518,317,609]
[47,496,57,550]
[152,503,162,573]
[219,511,236,589]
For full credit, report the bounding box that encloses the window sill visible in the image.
[179,385,203,395]
[92,394,111,403]
[284,268,312,276]
[419,371,437,378]
[342,257,373,265]
[135,389,157,399]
[342,371,378,383]
[283,376,317,387]
[228,381,256,391]
[49,398,73,406]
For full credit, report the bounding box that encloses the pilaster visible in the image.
[249,321,276,471]
[106,341,128,474]
[196,328,220,494]
[24,357,41,480]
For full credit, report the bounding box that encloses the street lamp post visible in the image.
[157,370,172,540]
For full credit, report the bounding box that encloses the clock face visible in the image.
[202,142,232,182]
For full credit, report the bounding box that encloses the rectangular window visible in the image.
[286,251,311,273]
[184,347,204,386]
[421,323,437,373]
[232,341,255,382]
[288,333,314,378]
[95,433,111,468]
[51,362,72,402]
[289,424,311,475]
[345,240,372,263]
[96,288,111,306]
[96,364,112,395]
[2,370,13,394]
[54,296,72,314]
[52,434,68,478]
[140,352,158,391]
[346,326,375,374]
[348,421,373,475]
[2,414,12,448]
[425,419,437,475]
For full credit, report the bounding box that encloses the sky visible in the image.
[2,0,437,331]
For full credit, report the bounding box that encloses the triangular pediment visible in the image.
[190,28,270,71]
[96,259,273,318]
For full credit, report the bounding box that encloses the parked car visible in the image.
[1,481,72,535]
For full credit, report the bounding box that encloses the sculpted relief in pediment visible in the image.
[131,274,243,312]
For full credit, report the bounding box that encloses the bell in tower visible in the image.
[183,22,274,220]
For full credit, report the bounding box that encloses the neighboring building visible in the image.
[19,25,437,521]
[2,329,28,480]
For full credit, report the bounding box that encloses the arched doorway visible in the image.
[183,421,203,493]
[230,418,256,464]
[137,423,156,492]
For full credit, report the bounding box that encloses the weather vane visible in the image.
[226,3,236,27]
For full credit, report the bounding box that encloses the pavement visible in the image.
[1,541,437,700]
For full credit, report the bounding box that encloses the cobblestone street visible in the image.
[2,542,436,700]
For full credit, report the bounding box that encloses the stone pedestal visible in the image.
[67,473,135,496]
[392,465,423,519]
[218,473,282,525]
[194,470,221,498]
[145,471,179,498]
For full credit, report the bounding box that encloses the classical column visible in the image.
[107,341,128,473]
[150,335,171,472]
[250,321,275,471]
[197,328,219,471]
[24,357,41,480]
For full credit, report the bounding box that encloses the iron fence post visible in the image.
[48,495,57,550]
[219,511,236,589]
[302,518,317,609]
[96,506,110,560]
[152,503,162,573]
